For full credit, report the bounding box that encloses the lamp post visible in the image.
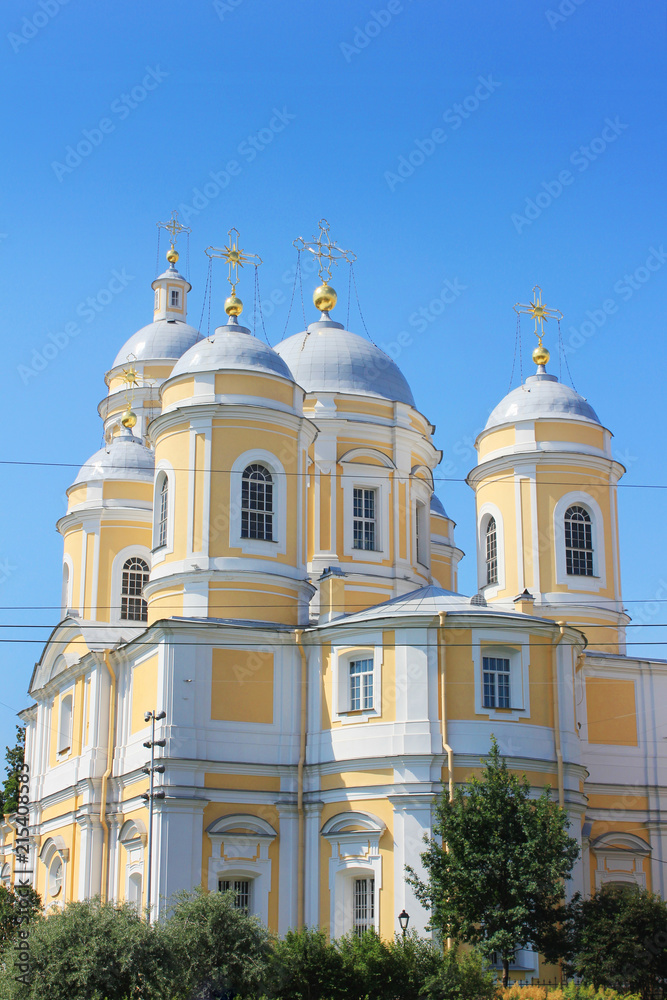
[141,709,166,921]
[398,909,410,939]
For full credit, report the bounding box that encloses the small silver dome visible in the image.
[112,319,200,368]
[485,373,600,430]
[73,429,154,485]
[430,494,449,519]
[170,322,294,380]
[274,320,415,407]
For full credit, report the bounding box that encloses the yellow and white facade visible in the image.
[3,247,666,980]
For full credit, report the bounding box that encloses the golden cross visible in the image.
[156,210,191,250]
[293,219,356,284]
[118,362,155,407]
[513,285,563,346]
[205,228,262,292]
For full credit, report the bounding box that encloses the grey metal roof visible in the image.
[274,320,415,406]
[331,584,537,625]
[430,493,449,518]
[112,319,200,368]
[485,372,600,430]
[170,322,294,380]
[73,428,154,485]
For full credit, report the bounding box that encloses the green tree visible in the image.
[0,883,41,952]
[0,896,170,1000]
[163,885,272,999]
[407,736,579,987]
[1,726,26,815]
[566,884,667,1000]
[269,926,346,999]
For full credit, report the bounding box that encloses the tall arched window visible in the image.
[485,516,498,585]
[241,464,273,541]
[121,557,149,622]
[565,505,593,576]
[57,694,73,754]
[157,476,169,548]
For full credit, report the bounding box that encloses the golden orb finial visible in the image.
[532,344,550,367]
[121,408,137,429]
[225,293,243,317]
[313,284,337,313]
[166,246,179,264]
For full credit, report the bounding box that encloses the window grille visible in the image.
[486,517,498,585]
[353,488,376,550]
[121,557,149,622]
[219,879,251,913]
[353,877,375,936]
[482,655,511,709]
[564,505,593,576]
[158,477,169,548]
[170,289,180,307]
[350,658,374,711]
[241,464,274,540]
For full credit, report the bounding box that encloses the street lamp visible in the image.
[398,909,410,938]
[141,709,166,921]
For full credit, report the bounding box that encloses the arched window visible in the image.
[57,694,73,754]
[61,562,71,617]
[120,557,149,622]
[157,476,169,548]
[485,517,498,585]
[49,855,64,898]
[241,464,273,541]
[565,505,593,576]
[1,863,11,888]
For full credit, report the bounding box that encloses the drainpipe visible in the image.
[553,624,567,809]
[438,611,454,951]
[294,629,308,928]
[100,650,117,902]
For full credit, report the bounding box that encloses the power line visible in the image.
[0,637,665,648]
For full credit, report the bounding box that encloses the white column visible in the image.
[389,794,433,937]
[276,801,299,933]
[154,797,205,918]
[304,800,323,928]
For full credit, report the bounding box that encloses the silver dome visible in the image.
[112,319,200,369]
[73,429,154,485]
[170,322,294,380]
[274,320,415,407]
[485,373,600,430]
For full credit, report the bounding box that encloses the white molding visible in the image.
[331,634,383,724]
[110,544,151,625]
[206,814,277,926]
[553,491,606,592]
[477,502,505,597]
[228,449,288,558]
[341,463,391,563]
[321,811,385,938]
[152,461,176,564]
[472,629,530,721]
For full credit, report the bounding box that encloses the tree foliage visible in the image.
[566,885,667,1000]
[407,737,579,986]
[0,726,26,815]
[0,882,41,951]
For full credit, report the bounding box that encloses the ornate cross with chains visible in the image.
[205,228,262,293]
[293,219,356,284]
[513,285,563,347]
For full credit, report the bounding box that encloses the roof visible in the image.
[72,429,154,485]
[485,372,601,430]
[171,322,294,380]
[430,493,449,518]
[112,319,200,369]
[331,584,543,626]
[274,319,415,406]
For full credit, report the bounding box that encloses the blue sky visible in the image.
[0,0,665,752]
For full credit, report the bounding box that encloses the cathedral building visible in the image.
[2,221,665,978]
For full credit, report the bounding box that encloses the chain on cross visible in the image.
[205,228,262,294]
[293,219,356,284]
[513,285,563,348]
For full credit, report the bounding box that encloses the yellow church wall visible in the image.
[443,630,476,720]
[200,802,280,931]
[527,638,553,729]
[204,772,281,791]
[62,528,83,610]
[211,648,274,724]
[130,655,158,734]
[586,792,649,811]
[320,768,393,790]
[214,372,294,408]
[336,438,394,463]
[381,631,396,722]
[66,484,88,509]
[208,582,301,626]
[535,421,605,450]
[399,483,407,560]
[193,432,205,552]
[319,798,395,938]
[154,423,190,563]
[36,821,77,904]
[476,473,520,599]
[431,549,454,591]
[83,532,96,619]
[565,619,621,654]
[39,795,79,825]
[96,523,153,622]
[121,778,149,802]
[147,585,184,623]
[101,481,153,502]
[335,398,395,419]
[585,677,637,746]
[477,426,515,460]
[520,478,534,591]
[321,642,332,730]
[143,365,173,382]
[161,378,195,407]
[343,586,393,615]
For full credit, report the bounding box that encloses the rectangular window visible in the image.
[416,502,427,566]
[482,656,511,709]
[353,488,376,551]
[219,879,251,913]
[170,289,180,307]
[353,877,375,937]
[349,658,374,711]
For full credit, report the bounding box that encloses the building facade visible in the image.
[2,236,665,978]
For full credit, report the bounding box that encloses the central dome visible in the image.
[112,319,200,369]
[171,322,294,380]
[274,320,415,407]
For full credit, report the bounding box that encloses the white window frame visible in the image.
[166,283,184,313]
[591,833,650,891]
[40,838,69,906]
[341,463,391,564]
[154,289,160,311]
[478,503,505,596]
[332,638,383,723]
[322,811,384,939]
[119,820,146,911]
[553,492,606,592]
[61,555,74,618]
[206,815,276,927]
[152,462,175,565]
[57,689,74,756]
[229,450,287,557]
[119,556,150,623]
[472,632,529,720]
[1,862,11,888]
[169,288,181,308]
[110,545,152,624]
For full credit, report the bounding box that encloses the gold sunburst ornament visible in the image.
[513,286,563,368]
[293,219,356,314]
[117,362,155,430]
[205,228,263,318]
[157,210,192,265]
